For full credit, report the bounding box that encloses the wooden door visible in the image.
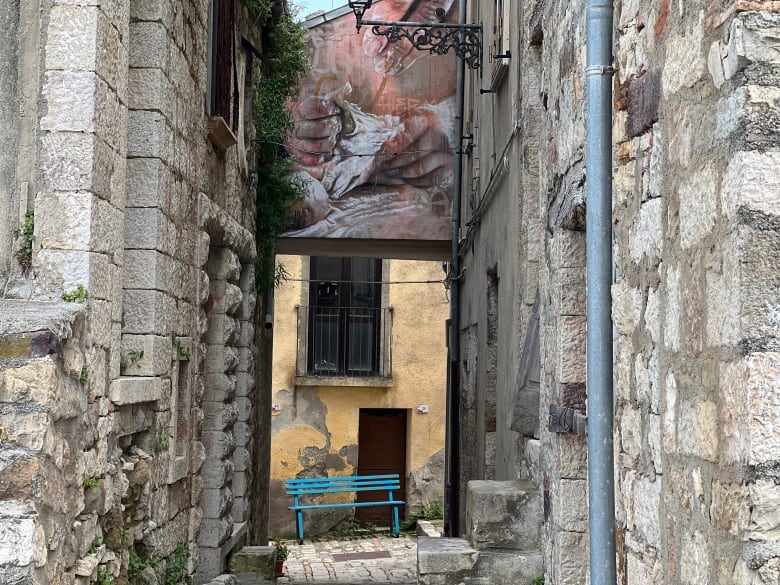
[356,409,407,525]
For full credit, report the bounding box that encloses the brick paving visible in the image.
[276,533,418,584]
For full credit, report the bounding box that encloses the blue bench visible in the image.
[285,474,405,543]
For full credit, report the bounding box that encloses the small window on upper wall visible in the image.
[490,0,511,90]
[207,0,238,150]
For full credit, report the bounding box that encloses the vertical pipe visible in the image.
[444,0,467,537]
[585,2,616,585]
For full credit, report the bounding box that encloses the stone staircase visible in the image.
[418,480,543,585]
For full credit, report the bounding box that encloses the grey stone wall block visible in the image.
[551,230,585,269]
[92,198,123,256]
[200,487,234,519]
[46,5,99,71]
[94,78,125,153]
[122,289,167,334]
[0,408,51,452]
[41,70,96,132]
[123,249,170,291]
[202,401,239,432]
[35,248,93,292]
[556,316,586,384]
[198,517,233,548]
[201,430,236,460]
[417,537,478,575]
[127,110,166,158]
[89,299,112,347]
[109,377,163,405]
[126,157,167,207]
[95,10,122,93]
[121,334,172,376]
[465,480,542,552]
[36,190,94,251]
[128,68,172,118]
[129,21,166,69]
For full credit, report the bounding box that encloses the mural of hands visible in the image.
[362,0,455,76]
[286,96,344,181]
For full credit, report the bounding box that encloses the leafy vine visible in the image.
[251,0,309,290]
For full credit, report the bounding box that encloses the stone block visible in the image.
[199,517,233,548]
[201,487,234,519]
[660,11,705,98]
[417,537,478,575]
[723,152,780,219]
[129,21,166,68]
[630,198,664,262]
[551,231,585,269]
[552,531,588,585]
[36,191,93,252]
[122,289,168,334]
[473,550,544,585]
[39,132,95,191]
[724,13,780,81]
[227,546,275,579]
[552,479,588,533]
[128,67,172,117]
[45,5,98,71]
[557,316,586,384]
[202,430,236,460]
[679,398,719,462]
[203,401,239,432]
[0,359,58,405]
[680,163,718,250]
[91,197,123,255]
[127,110,166,158]
[0,407,50,451]
[663,265,681,352]
[41,71,96,132]
[126,157,168,208]
[120,334,172,376]
[632,477,661,549]
[465,480,541,551]
[109,377,162,405]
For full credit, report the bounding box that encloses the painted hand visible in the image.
[286,96,343,180]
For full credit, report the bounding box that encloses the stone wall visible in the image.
[458,0,780,584]
[0,0,269,583]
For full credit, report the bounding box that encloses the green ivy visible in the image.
[252,0,309,290]
[244,0,274,24]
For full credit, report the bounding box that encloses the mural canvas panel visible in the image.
[281,0,457,250]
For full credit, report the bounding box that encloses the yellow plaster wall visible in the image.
[270,255,448,494]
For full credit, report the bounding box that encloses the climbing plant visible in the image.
[250,0,309,290]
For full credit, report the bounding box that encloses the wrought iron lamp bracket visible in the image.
[357,19,483,70]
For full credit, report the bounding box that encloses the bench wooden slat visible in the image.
[284,473,404,543]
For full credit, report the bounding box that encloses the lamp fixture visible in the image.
[347,0,483,70]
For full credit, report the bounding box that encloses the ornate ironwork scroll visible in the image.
[361,20,483,70]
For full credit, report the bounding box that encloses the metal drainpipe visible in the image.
[585,1,616,585]
[444,0,467,538]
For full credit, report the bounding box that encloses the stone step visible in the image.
[418,537,478,584]
[465,480,542,551]
[227,545,276,580]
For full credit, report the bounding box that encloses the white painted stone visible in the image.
[663,265,681,352]
[630,198,664,262]
[45,6,98,71]
[633,477,661,548]
[722,151,780,219]
[680,164,718,249]
[41,71,96,131]
[39,132,95,191]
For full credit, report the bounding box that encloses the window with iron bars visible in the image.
[297,257,392,378]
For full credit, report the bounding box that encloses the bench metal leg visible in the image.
[295,496,304,544]
[389,490,400,538]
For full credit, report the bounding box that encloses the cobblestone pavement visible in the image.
[276,534,418,584]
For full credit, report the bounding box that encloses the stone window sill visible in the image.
[207,115,237,151]
[294,375,394,388]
